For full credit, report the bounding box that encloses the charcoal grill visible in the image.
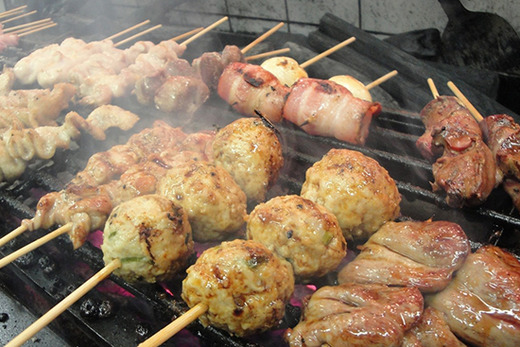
[1,10,520,347]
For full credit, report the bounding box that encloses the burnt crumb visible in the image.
[80,298,99,319]
[244,73,264,87]
[38,255,58,275]
[283,304,301,329]
[14,252,36,268]
[0,313,8,323]
[80,298,116,319]
[135,323,151,342]
[98,300,116,318]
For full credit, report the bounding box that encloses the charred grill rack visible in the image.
[1,12,520,347]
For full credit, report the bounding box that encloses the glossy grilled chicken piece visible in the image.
[338,219,470,292]
[426,245,520,347]
[285,283,424,347]
[402,307,466,347]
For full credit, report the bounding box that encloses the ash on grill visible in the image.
[1,12,520,347]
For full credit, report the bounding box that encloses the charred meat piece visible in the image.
[217,62,290,123]
[426,245,520,347]
[134,58,197,105]
[285,283,423,347]
[282,78,382,145]
[192,45,245,90]
[416,96,496,208]
[153,75,209,114]
[338,219,470,292]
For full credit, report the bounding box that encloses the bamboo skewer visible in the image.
[365,70,398,90]
[180,16,229,46]
[105,19,151,41]
[1,9,37,24]
[11,21,55,35]
[241,22,284,54]
[138,302,209,347]
[4,17,52,33]
[427,78,440,99]
[113,24,162,47]
[300,36,356,69]
[170,27,204,42]
[17,22,57,37]
[0,224,28,247]
[0,19,228,260]
[0,223,72,269]
[447,81,484,122]
[245,47,291,61]
[5,259,122,347]
[0,5,27,18]
[0,5,27,19]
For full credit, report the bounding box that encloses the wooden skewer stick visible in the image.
[0,222,72,269]
[447,81,484,122]
[1,9,37,24]
[113,24,162,48]
[241,22,285,54]
[5,258,121,347]
[365,70,398,90]
[427,78,440,99]
[0,6,27,19]
[0,224,28,248]
[180,16,229,46]
[105,19,151,41]
[17,22,57,37]
[11,21,54,35]
[4,17,52,33]
[138,302,209,347]
[300,36,356,69]
[245,47,291,61]
[170,27,204,42]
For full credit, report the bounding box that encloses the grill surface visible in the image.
[1,13,519,347]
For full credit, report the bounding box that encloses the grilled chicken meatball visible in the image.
[182,239,294,337]
[101,194,193,283]
[300,148,401,243]
[426,245,520,347]
[338,219,470,292]
[246,195,346,281]
[211,117,284,203]
[285,283,424,347]
[157,160,247,242]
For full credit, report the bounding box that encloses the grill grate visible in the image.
[1,15,520,346]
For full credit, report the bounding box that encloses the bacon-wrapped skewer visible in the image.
[218,62,386,144]
[218,62,290,123]
[283,78,382,145]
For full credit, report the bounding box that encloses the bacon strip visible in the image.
[282,78,381,145]
[217,62,290,123]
